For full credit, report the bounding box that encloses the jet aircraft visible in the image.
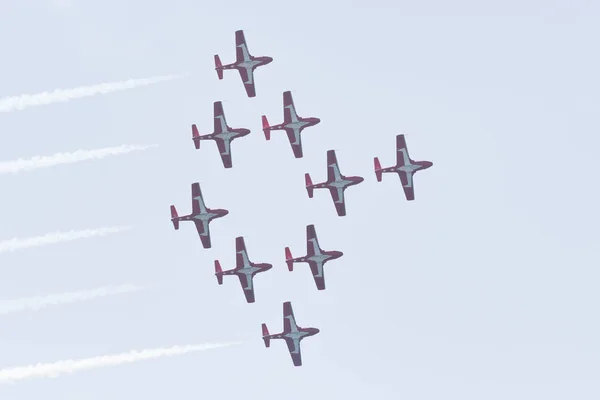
[170,182,229,248]
[261,301,319,367]
[261,91,321,158]
[285,224,343,290]
[192,101,250,169]
[215,236,272,303]
[374,134,433,200]
[305,150,364,216]
[214,30,273,97]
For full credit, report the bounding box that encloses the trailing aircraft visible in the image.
[261,301,319,366]
[170,182,229,248]
[214,30,273,98]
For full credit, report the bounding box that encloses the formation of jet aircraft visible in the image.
[171,29,434,367]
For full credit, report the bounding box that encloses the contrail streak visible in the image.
[0,343,239,383]
[0,74,181,112]
[0,227,131,253]
[0,284,147,315]
[0,144,157,174]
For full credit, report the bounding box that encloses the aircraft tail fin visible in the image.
[192,124,201,149]
[170,206,179,230]
[215,260,223,285]
[261,323,271,347]
[285,247,294,271]
[214,55,224,80]
[305,173,314,198]
[261,115,271,140]
[374,157,383,182]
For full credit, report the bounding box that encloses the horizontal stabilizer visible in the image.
[285,247,294,271]
[374,157,383,182]
[261,323,270,347]
[170,205,179,230]
[305,173,314,198]
[215,260,223,285]
[214,55,224,80]
[261,115,271,140]
[192,124,201,149]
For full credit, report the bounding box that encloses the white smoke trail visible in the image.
[0,144,158,174]
[0,284,147,315]
[0,227,131,253]
[0,74,181,112]
[0,343,239,383]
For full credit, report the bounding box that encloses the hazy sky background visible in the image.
[0,1,599,399]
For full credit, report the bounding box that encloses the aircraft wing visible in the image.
[193,219,211,248]
[285,128,304,158]
[284,337,303,366]
[191,183,207,214]
[328,187,347,216]
[306,224,320,256]
[326,150,342,183]
[237,68,257,98]
[308,261,326,290]
[398,172,415,201]
[282,301,298,333]
[237,273,255,303]
[235,30,251,64]
[283,91,298,123]
[282,302,302,366]
[395,134,411,167]
[213,101,228,134]
[395,135,417,200]
[215,138,233,168]
[235,236,250,270]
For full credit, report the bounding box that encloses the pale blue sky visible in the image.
[0,1,598,399]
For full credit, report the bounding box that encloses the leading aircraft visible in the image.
[170,182,229,248]
[285,224,343,290]
[374,134,433,200]
[261,91,321,158]
[214,30,273,98]
[305,150,364,216]
[261,301,319,367]
[215,236,272,303]
[192,101,250,169]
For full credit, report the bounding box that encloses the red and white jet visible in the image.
[374,134,433,200]
[192,101,250,169]
[261,301,320,367]
[285,224,343,290]
[261,91,321,158]
[214,30,273,98]
[215,236,272,303]
[305,150,364,216]
[170,182,229,249]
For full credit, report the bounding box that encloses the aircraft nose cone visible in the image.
[222,209,230,216]
[424,161,433,169]
[265,56,273,64]
[313,328,320,334]
[356,176,365,184]
[264,263,273,271]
